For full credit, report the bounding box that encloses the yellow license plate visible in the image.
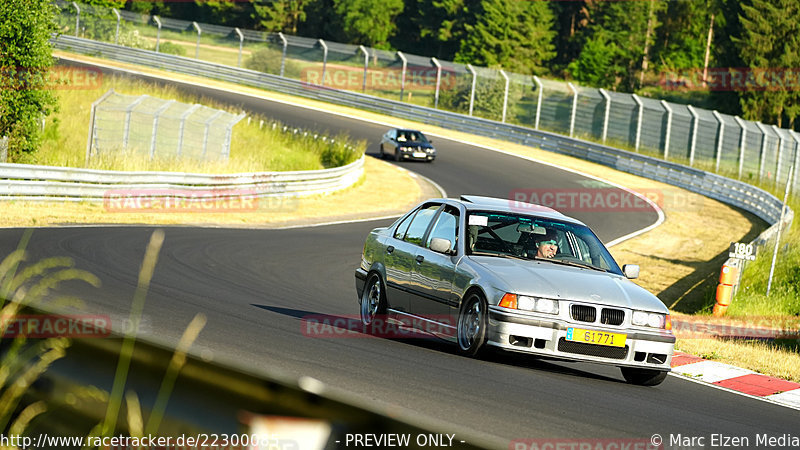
[567,327,627,347]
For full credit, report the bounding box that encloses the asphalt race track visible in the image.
[3,62,798,447]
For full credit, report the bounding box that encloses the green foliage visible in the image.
[0,0,60,161]
[455,0,555,75]
[245,47,301,78]
[332,0,404,49]
[251,0,308,34]
[568,34,624,89]
[439,76,521,122]
[158,41,186,57]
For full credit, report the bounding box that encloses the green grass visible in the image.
[34,75,364,172]
[728,197,800,317]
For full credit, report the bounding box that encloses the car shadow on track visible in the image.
[253,304,624,384]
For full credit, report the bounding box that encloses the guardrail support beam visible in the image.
[192,22,202,59]
[712,110,725,172]
[568,82,578,138]
[500,69,510,123]
[432,58,442,109]
[397,52,408,101]
[661,100,673,160]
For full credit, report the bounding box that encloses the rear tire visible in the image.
[457,292,488,357]
[620,367,668,386]
[394,147,402,162]
[379,144,385,159]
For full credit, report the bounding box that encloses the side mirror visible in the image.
[430,238,452,254]
[622,264,639,279]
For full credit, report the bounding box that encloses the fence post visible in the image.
[767,150,795,296]
[153,16,162,53]
[755,122,769,182]
[661,100,673,160]
[792,131,800,195]
[359,45,369,93]
[432,57,442,109]
[772,125,785,187]
[500,69,509,123]
[223,113,246,159]
[734,116,747,179]
[712,111,725,172]
[397,51,408,101]
[150,100,174,159]
[112,8,121,45]
[318,39,328,87]
[0,136,7,163]
[86,89,115,165]
[632,94,643,152]
[687,105,699,166]
[234,28,244,68]
[72,2,80,37]
[467,64,477,117]
[568,82,578,138]
[278,32,288,77]
[177,104,201,157]
[599,89,611,144]
[123,96,147,150]
[533,76,543,130]
[202,111,226,158]
[192,22,202,59]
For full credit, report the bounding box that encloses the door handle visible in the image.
[386,246,394,254]
[416,255,424,263]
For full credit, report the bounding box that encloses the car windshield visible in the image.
[397,130,428,143]
[466,211,623,275]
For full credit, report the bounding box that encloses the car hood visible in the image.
[469,256,667,313]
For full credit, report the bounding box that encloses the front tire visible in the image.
[620,367,668,386]
[360,273,386,331]
[394,147,402,162]
[457,292,488,357]
[379,144,385,159]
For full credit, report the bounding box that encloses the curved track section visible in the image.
[3,62,796,446]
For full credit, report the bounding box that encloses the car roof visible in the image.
[436,195,585,225]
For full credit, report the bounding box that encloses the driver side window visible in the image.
[426,208,459,252]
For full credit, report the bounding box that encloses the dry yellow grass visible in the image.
[675,338,800,383]
[31,52,793,380]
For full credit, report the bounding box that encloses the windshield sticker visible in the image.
[469,215,488,226]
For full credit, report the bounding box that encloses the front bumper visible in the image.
[487,306,675,370]
[355,268,368,303]
[400,148,436,160]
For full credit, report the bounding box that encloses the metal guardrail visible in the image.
[52,36,791,226]
[0,155,364,201]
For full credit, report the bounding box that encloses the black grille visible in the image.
[558,338,629,360]
[571,304,596,322]
[600,308,625,325]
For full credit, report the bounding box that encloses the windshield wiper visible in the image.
[535,257,609,273]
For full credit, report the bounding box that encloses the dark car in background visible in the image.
[380,129,436,162]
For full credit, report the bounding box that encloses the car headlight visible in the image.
[500,294,559,315]
[632,310,670,329]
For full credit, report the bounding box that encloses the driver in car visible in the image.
[534,230,558,258]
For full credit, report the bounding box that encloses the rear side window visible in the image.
[403,205,440,245]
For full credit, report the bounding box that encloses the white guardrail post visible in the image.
[432,57,442,109]
[85,89,115,165]
[632,94,644,152]
[359,45,369,93]
[734,116,747,179]
[150,100,175,159]
[177,104,201,157]
[397,51,408,101]
[278,32,288,77]
[660,100,673,160]
[568,82,578,138]
[318,39,328,87]
[712,110,725,172]
[467,64,477,117]
[755,122,769,182]
[500,69,509,123]
[112,8,121,45]
[687,105,699,166]
[599,88,611,144]
[533,76,543,130]
[72,2,80,37]
[792,131,800,195]
[772,125,784,188]
[192,22,202,59]
[153,16,162,53]
[235,28,244,68]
